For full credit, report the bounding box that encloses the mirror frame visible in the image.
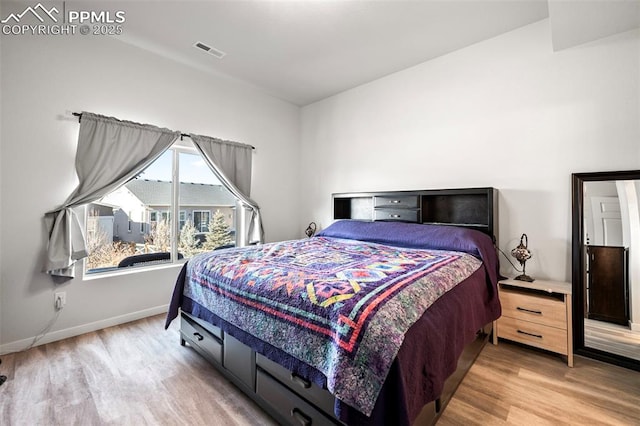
[572,170,640,372]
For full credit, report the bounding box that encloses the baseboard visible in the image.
[0,304,169,355]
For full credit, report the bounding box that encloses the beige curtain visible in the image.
[44,112,180,278]
[189,134,263,245]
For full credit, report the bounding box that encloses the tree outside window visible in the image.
[202,210,233,251]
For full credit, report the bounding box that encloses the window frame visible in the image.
[83,141,240,278]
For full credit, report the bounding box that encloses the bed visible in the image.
[165,187,500,425]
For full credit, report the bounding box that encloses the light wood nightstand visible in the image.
[493,278,573,367]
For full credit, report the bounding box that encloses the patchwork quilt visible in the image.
[182,236,482,415]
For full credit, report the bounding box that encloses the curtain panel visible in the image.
[189,134,264,245]
[44,112,180,278]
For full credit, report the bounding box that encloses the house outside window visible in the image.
[85,141,238,275]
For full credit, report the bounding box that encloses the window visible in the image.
[140,211,146,233]
[85,140,238,274]
[179,210,186,230]
[193,210,211,232]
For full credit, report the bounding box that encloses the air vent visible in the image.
[193,41,226,59]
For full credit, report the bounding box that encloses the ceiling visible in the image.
[94,1,640,105]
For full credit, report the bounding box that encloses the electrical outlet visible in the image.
[54,292,66,310]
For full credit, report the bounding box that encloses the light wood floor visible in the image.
[585,318,640,361]
[1,314,639,426]
[0,315,275,426]
[439,343,640,425]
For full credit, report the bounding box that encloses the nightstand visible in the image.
[493,278,573,367]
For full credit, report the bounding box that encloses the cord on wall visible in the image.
[22,307,62,352]
[0,359,6,386]
[497,247,523,273]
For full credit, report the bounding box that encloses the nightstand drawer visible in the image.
[497,316,568,355]
[500,288,567,330]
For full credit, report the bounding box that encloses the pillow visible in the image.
[317,220,499,285]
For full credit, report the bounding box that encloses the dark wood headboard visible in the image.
[332,187,498,243]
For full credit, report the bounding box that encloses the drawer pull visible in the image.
[291,408,312,426]
[389,214,401,218]
[517,329,543,339]
[193,332,204,341]
[290,373,312,389]
[516,306,542,315]
[390,200,401,204]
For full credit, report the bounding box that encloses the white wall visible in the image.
[300,20,640,282]
[0,34,300,351]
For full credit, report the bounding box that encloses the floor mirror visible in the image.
[572,170,640,371]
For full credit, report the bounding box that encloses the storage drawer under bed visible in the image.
[181,314,223,365]
[256,369,338,426]
[256,353,336,415]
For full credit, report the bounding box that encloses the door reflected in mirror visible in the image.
[582,179,640,362]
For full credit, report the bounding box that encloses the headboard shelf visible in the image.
[332,187,498,242]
